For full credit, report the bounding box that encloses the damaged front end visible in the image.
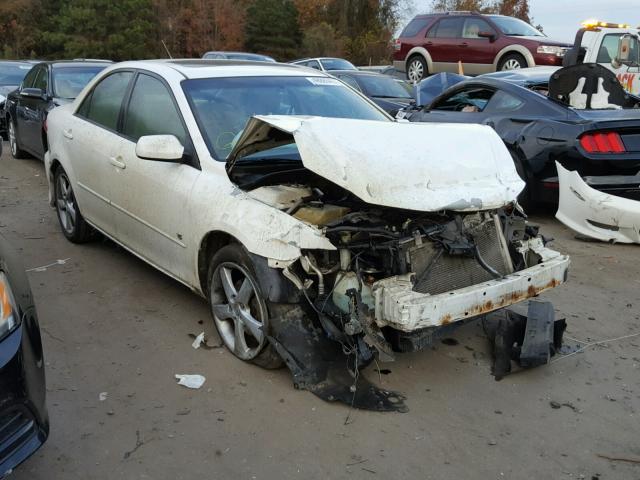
[228,116,571,412]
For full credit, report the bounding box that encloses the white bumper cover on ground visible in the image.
[372,253,570,332]
[555,162,640,244]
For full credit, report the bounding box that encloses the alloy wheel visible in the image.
[210,262,268,360]
[56,172,77,235]
[8,122,17,156]
[408,60,424,82]
[502,59,522,70]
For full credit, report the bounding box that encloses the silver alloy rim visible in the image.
[8,122,17,156]
[56,173,77,234]
[502,59,522,70]
[408,60,424,82]
[210,262,267,360]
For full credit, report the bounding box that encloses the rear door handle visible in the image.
[459,42,468,47]
[425,41,433,46]
[109,156,126,169]
[63,129,73,139]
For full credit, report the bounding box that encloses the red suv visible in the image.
[393,12,572,82]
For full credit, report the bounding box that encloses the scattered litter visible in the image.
[191,332,205,349]
[99,392,108,401]
[551,331,640,363]
[26,258,70,272]
[597,454,640,464]
[174,374,206,389]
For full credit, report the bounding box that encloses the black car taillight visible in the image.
[579,131,626,153]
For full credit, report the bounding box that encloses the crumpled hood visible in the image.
[228,115,524,212]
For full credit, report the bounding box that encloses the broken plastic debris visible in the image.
[26,258,70,272]
[175,374,206,389]
[192,332,205,349]
[99,392,108,401]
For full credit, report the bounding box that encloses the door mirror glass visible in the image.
[135,135,184,162]
[614,34,640,68]
[20,87,45,99]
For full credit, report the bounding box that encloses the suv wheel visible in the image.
[407,55,427,82]
[498,53,527,71]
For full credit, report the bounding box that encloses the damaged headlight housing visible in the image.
[0,272,19,340]
[537,45,567,57]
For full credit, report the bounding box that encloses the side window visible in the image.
[21,67,39,89]
[427,18,463,38]
[123,73,187,144]
[433,88,495,112]
[33,67,48,92]
[339,75,361,91]
[401,17,430,38]
[485,90,524,112]
[462,18,495,39]
[307,60,322,70]
[79,71,133,131]
[597,34,623,63]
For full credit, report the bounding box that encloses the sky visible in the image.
[405,0,640,42]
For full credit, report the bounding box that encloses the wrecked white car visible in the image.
[45,60,570,411]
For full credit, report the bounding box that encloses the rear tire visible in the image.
[8,119,28,159]
[207,244,284,369]
[54,167,95,243]
[406,55,427,82]
[498,53,527,71]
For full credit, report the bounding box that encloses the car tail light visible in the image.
[393,39,401,51]
[579,132,626,153]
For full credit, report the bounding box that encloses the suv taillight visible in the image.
[579,132,626,153]
[393,39,401,51]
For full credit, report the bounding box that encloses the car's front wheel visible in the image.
[207,244,283,369]
[498,53,527,71]
[407,55,427,82]
[8,119,27,159]
[54,167,94,243]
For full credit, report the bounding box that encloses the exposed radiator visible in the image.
[409,215,513,295]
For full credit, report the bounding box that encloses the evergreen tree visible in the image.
[245,0,301,60]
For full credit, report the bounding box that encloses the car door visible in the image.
[17,65,48,155]
[598,33,640,95]
[11,66,38,146]
[422,86,497,124]
[459,17,498,74]
[424,17,464,73]
[109,72,200,280]
[68,70,135,234]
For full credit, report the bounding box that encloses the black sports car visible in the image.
[402,65,640,206]
[0,233,48,477]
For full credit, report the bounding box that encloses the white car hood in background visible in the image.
[228,116,524,212]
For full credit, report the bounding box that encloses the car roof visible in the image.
[480,66,560,85]
[0,60,34,66]
[102,59,326,79]
[330,70,384,77]
[36,60,113,69]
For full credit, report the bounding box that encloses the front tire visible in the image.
[498,53,527,71]
[207,244,283,369]
[54,167,94,243]
[406,55,427,82]
[8,119,28,159]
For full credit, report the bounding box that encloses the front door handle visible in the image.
[63,129,73,139]
[109,156,126,169]
[459,42,468,47]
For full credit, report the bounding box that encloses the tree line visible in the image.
[0,0,534,64]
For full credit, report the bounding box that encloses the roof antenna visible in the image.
[161,40,173,59]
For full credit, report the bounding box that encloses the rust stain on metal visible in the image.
[438,274,565,325]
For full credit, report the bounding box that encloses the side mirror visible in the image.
[614,34,640,68]
[135,135,184,162]
[20,87,45,99]
[478,31,496,41]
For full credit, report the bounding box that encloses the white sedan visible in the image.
[45,60,570,407]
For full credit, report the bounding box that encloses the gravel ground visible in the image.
[1,144,639,479]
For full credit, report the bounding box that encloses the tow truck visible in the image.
[564,19,640,95]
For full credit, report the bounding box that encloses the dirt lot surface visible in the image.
[1,144,639,479]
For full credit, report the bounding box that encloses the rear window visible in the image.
[400,17,431,38]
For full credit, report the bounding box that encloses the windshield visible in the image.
[182,75,388,160]
[0,63,32,86]
[489,16,544,37]
[52,66,107,99]
[357,75,412,99]
[320,58,357,71]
